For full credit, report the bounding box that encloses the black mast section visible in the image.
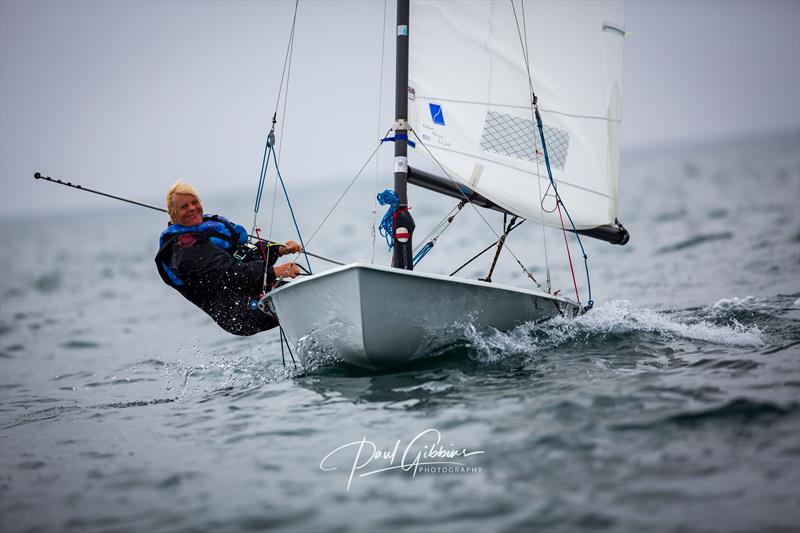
[391,0,415,269]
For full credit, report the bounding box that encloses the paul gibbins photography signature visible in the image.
[320,428,485,491]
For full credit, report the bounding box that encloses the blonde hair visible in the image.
[165,180,201,223]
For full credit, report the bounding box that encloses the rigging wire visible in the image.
[270,147,312,274]
[291,131,390,256]
[407,200,466,267]
[252,0,299,233]
[449,219,525,277]
[264,4,298,376]
[276,2,298,165]
[251,128,274,229]
[411,201,464,255]
[510,0,593,309]
[268,0,300,244]
[371,0,389,264]
[272,0,300,123]
[247,0,313,280]
[246,0,313,278]
[510,0,552,292]
[536,122,593,308]
[408,200,466,266]
[409,129,541,289]
[557,201,581,303]
[279,326,297,368]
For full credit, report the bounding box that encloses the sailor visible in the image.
[155,181,302,335]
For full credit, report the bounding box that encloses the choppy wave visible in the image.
[612,398,799,431]
[700,295,800,341]
[465,300,765,362]
[707,295,800,317]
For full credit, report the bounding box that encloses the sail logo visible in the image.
[429,103,445,126]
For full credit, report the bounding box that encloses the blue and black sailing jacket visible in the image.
[154,215,280,335]
[156,215,249,287]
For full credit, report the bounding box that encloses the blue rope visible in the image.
[413,241,434,266]
[377,189,400,249]
[270,147,313,274]
[535,108,593,310]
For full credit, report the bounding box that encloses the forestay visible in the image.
[407,0,625,230]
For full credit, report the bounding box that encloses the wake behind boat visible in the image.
[262,263,579,369]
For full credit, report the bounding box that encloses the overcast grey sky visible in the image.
[1,0,798,216]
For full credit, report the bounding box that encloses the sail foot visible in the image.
[408,166,629,246]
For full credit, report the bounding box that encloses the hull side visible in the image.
[358,267,562,368]
[267,266,371,368]
[265,264,576,369]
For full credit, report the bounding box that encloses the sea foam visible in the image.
[464,299,765,361]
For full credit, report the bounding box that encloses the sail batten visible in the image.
[407,0,625,231]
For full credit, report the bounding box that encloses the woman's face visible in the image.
[173,193,203,226]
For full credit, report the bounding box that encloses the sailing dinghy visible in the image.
[261,0,629,369]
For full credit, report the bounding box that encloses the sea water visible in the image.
[1,130,798,532]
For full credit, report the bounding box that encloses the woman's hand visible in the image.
[274,263,301,279]
[278,240,303,256]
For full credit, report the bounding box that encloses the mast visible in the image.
[391,0,415,269]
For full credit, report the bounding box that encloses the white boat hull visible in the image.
[262,263,578,369]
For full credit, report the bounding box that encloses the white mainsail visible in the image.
[407,0,625,230]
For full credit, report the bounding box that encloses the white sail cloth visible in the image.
[407,0,624,230]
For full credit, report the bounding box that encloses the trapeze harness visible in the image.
[155,215,280,336]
